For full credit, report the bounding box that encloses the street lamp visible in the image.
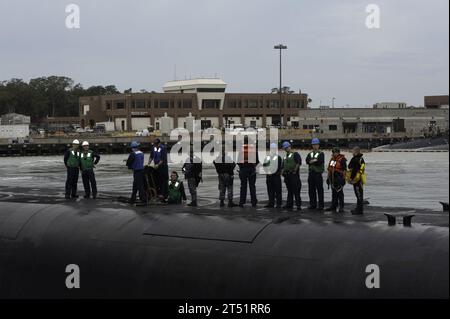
[274,44,287,126]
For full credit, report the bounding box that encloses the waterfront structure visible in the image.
[295,107,449,139]
[373,102,407,109]
[79,78,308,132]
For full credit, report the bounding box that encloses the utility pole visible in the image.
[274,44,287,126]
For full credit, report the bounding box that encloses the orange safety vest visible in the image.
[242,144,256,163]
[328,154,346,175]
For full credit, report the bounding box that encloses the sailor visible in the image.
[182,151,202,207]
[80,141,100,199]
[281,141,302,211]
[305,138,325,211]
[149,138,169,201]
[263,143,283,208]
[167,171,187,204]
[126,141,148,205]
[64,139,81,199]
[326,147,347,213]
[213,148,237,208]
[347,146,366,215]
[237,137,259,207]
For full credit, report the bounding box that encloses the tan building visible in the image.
[79,79,308,131]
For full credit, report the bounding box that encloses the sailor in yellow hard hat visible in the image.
[347,146,366,215]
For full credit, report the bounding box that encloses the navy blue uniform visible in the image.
[263,154,283,208]
[150,144,169,199]
[127,150,148,204]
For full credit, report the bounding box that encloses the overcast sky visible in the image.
[0,0,448,107]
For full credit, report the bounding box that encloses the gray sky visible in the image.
[0,0,448,107]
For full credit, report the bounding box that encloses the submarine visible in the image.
[0,199,448,299]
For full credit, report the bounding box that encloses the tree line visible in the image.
[0,76,121,122]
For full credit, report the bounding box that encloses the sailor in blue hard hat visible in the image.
[126,141,148,205]
[306,137,325,210]
[281,141,303,211]
[282,141,291,149]
[262,142,283,208]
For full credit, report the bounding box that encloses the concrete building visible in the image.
[296,107,448,139]
[0,124,30,139]
[79,78,308,131]
[425,95,449,109]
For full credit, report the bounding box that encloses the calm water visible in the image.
[0,151,448,210]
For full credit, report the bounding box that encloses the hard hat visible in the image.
[82,141,89,146]
[130,141,139,148]
[282,141,291,149]
[270,142,278,149]
[311,138,320,145]
[72,139,80,145]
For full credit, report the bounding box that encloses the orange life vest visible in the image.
[328,154,346,175]
[242,144,257,163]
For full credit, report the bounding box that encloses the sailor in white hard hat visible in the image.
[64,139,81,199]
[80,141,100,199]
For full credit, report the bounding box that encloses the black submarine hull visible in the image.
[0,202,448,299]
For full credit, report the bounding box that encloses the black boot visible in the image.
[220,200,225,207]
[228,201,238,208]
[351,208,363,215]
[188,201,197,207]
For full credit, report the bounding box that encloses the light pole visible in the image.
[274,44,287,127]
[332,97,336,109]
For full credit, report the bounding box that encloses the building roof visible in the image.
[163,78,227,91]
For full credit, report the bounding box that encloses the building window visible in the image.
[329,125,338,131]
[270,100,279,108]
[177,100,182,108]
[227,100,239,108]
[197,88,226,93]
[183,99,192,108]
[249,100,258,108]
[105,101,112,110]
[202,99,220,109]
[289,100,300,108]
[115,100,125,109]
[153,99,159,108]
[159,100,169,108]
[132,99,146,109]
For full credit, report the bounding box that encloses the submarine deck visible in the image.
[0,191,448,228]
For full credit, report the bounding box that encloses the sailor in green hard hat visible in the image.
[305,138,325,210]
[64,139,81,199]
